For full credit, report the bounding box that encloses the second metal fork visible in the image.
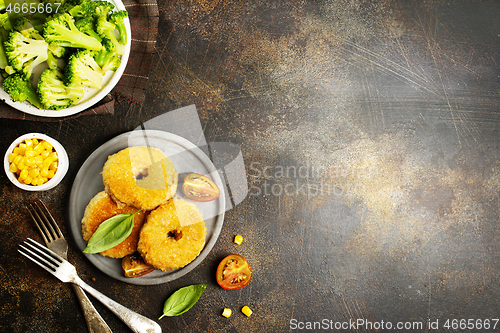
[19,238,162,333]
[27,199,112,333]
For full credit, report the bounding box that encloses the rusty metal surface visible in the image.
[1,0,500,332]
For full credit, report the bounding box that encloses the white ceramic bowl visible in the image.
[4,133,69,191]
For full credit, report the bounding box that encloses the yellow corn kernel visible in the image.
[42,159,52,169]
[8,152,17,163]
[222,308,232,318]
[9,163,18,173]
[13,154,22,165]
[35,155,44,166]
[43,140,53,150]
[17,143,26,155]
[41,150,50,160]
[28,168,40,178]
[23,176,32,185]
[25,139,33,148]
[241,306,252,317]
[49,161,58,170]
[33,143,44,155]
[40,167,49,177]
[25,149,36,158]
[25,157,36,167]
[32,138,39,146]
[47,170,55,179]
[234,235,243,245]
[17,162,26,171]
[16,155,26,166]
[19,168,29,180]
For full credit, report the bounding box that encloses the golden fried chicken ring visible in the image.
[102,146,178,211]
[137,198,207,272]
[81,191,147,258]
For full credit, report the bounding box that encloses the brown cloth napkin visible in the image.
[0,0,159,122]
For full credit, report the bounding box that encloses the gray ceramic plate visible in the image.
[68,130,225,285]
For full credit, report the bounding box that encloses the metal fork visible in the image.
[19,238,162,333]
[26,199,112,333]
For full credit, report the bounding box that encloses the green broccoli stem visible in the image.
[49,23,102,50]
[103,30,124,55]
[46,51,59,70]
[24,82,42,108]
[0,42,8,69]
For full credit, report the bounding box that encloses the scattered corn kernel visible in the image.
[9,138,58,186]
[241,306,252,317]
[234,234,243,245]
[222,308,232,318]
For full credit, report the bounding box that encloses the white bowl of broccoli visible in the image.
[0,0,131,117]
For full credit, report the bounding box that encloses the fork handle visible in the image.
[71,284,113,333]
[73,277,162,333]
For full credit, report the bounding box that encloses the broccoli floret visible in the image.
[48,43,67,58]
[3,73,42,108]
[38,67,86,110]
[75,18,102,41]
[43,13,102,50]
[101,55,120,72]
[67,2,92,18]
[88,1,115,19]
[58,0,91,17]
[94,37,121,72]
[109,10,128,44]
[4,31,49,79]
[64,49,104,89]
[94,36,113,65]
[13,17,44,40]
[96,15,123,55]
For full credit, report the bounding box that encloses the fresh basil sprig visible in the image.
[159,284,207,319]
[83,210,140,254]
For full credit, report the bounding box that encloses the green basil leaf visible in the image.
[83,210,140,254]
[159,284,207,319]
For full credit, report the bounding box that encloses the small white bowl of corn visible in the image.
[4,133,69,191]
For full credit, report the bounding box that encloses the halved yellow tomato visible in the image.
[216,254,252,290]
[122,252,155,278]
[182,173,220,202]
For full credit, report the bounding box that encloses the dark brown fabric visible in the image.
[0,0,159,122]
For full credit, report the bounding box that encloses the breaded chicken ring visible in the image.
[82,191,147,258]
[137,198,207,272]
[102,146,178,211]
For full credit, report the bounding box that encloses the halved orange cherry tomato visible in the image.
[182,173,220,202]
[216,254,252,290]
[122,252,155,278]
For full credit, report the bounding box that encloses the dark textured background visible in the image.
[1,0,500,332]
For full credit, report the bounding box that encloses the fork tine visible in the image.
[26,199,62,244]
[18,238,62,274]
